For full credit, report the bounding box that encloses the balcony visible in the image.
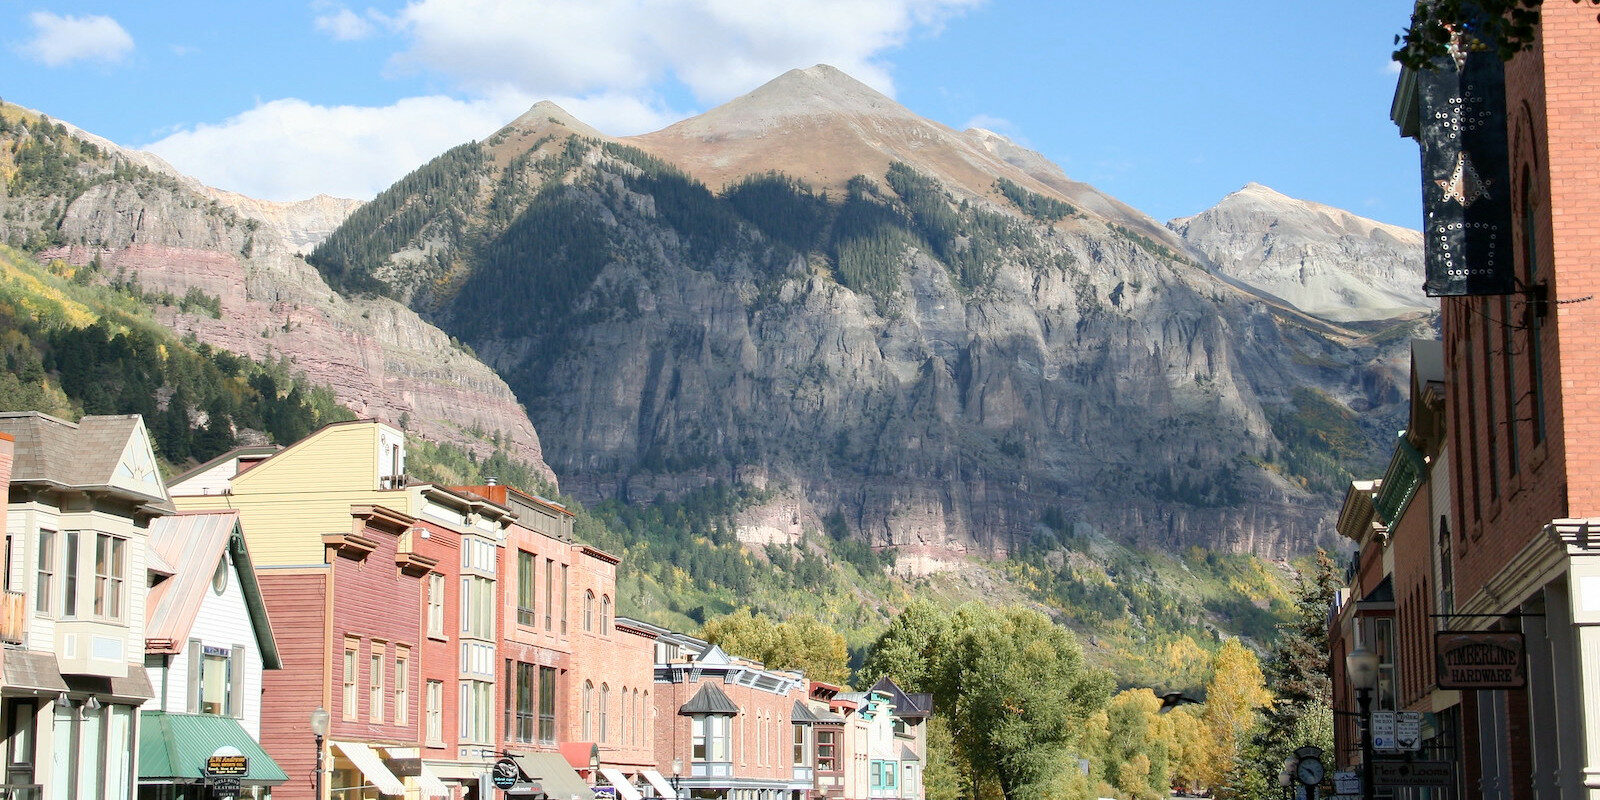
[0,591,25,645]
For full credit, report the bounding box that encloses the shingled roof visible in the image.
[0,412,173,511]
[869,676,933,718]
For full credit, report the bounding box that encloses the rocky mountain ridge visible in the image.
[0,101,556,483]
[1170,182,1432,322]
[304,65,1426,565]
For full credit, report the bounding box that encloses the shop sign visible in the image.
[1435,631,1525,689]
[206,748,248,776]
[1372,760,1453,787]
[491,758,520,790]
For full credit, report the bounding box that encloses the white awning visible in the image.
[598,768,643,800]
[417,762,451,798]
[640,769,677,799]
[331,741,408,796]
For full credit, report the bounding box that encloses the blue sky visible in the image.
[4,1,1422,228]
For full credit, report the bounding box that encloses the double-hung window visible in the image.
[34,531,54,614]
[517,551,536,627]
[92,533,125,620]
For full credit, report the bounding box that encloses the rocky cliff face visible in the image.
[1,102,555,482]
[1169,183,1433,322]
[305,66,1423,564]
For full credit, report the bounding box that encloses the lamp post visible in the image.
[670,757,682,799]
[310,706,330,800]
[1276,756,1295,800]
[1345,647,1380,800]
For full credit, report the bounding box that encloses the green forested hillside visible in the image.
[0,245,352,469]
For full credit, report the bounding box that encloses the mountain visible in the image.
[306,64,1425,565]
[1169,183,1433,322]
[0,101,556,482]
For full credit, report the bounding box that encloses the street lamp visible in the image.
[1277,756,1296,800]
[670,757,682,799]
[310,706,330,800]
[1345,647,1380,800]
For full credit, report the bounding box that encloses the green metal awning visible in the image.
[138,711,289,785]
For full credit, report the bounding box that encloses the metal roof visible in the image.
[679,682,740,715]
[137,711,289,784]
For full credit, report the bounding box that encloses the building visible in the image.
[138,510,288,799]
[1331,3,1600,797]
[1329,341,1458,790]
[650,632,811,800]
[0,413,171,800]
[168,422,513,800]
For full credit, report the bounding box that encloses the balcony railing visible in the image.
[0,591,25,645]
[0,784,42,800]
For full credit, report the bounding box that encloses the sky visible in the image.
[3,1,1423,228]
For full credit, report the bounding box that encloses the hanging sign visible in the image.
[1416,8,1516,297]
[1435,631,1525,689]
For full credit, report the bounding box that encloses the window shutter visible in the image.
[187,639,202,713]
[231,644,248,718]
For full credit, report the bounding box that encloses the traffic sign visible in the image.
[1373,760,1453,787]
[1371,711,1398,750]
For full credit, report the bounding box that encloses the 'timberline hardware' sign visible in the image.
[1435,631,1524,689]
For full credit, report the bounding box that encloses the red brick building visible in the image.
[1331,5,1600,798]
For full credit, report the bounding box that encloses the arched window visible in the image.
[582,680,594,740]
[600,683,610,742]
[601,594,611,634]
[583,590,595,631]
[622,685,631,745]
[1521,168,1548,444]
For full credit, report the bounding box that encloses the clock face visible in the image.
[1296,758,1324,786]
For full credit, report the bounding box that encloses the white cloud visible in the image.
[141,91,683,201]
[18,12,134,67]
[1384,60,1402,75]
[315,6,390,41]
[389,0,984,103]
[140,0,984,201]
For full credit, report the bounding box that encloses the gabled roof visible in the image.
[792,700,825,724]
[869,676,933,718]
[679,682,740,715]
[696,644,735,666]
[144,511,280,668]
[900,745,921,763]
[164,445,280,489]
[0,412,173,511]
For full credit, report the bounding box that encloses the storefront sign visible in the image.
[492,758,520,790]
[206,753,249,776]
[1435,631,1525,689]
[207,777,241,799]
[1416,8,1516,297]
[1372,760,1453,787]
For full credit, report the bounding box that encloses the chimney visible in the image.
[486,477,498,486]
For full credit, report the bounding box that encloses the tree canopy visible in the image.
[1391,1,1599,70]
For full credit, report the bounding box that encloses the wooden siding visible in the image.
[259,570,329,800]
[146,548,269,738]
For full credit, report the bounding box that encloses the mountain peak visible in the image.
[503,101,604,140]
[682,63,911,132]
